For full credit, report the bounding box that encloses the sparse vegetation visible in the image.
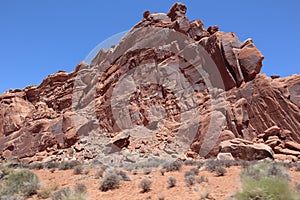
[95,169,105,179]
[235,162,298,200]
[197,175,208,184]
[58,160,81,170]
[190,167,200,175]
[167,177,176,188]
[37,183,58,199]
[43,161,59,169]
[99,168,120,191]
[162,161,182,172]
[1,161,27,169]
[132,170,138,175]
[199,190,210,200]
[28,162,44,170]
[184,160,198,166]
[139,179,152,193]
[82,168,90,175]
[50,186,87,200]
[295,162,300,171]
[215,166,227,177]
[0,194,25,200]
[184,167,200,179]
[204,159,218,172]
[1,157,300,200]
[50,187,71,200]
[117,170,131,181]
[0,169,39,197]
[185,174,195,187]
[295,182,300,192]
[73,165,84,175]
[143,168,152,175]
[74,183,87,194]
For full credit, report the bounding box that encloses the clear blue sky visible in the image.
[0,1,299,94]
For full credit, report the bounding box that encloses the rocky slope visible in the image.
[0,3,299,163]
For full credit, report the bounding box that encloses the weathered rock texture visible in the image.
[0,3,299,162]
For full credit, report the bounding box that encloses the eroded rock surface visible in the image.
[0,3,299,162]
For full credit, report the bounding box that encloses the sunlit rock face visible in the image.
[0,2,299,162]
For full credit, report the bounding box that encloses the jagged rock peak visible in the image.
[117,2,264,90]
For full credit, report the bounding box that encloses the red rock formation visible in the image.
[0,3,299,162]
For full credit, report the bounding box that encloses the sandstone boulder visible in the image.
[105,132,130,153]
[238,39,264,81]
[219,139,274,160]
[259,126,281,141]
[167,2,187,21]
[285,141,300,152]
[217,152,235,161]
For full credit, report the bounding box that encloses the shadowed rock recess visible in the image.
[0,3,300,163]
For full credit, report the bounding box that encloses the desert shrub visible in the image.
[95,169,104,179]
[94,165,108,179]
[215,166,227,177]
[205,159,217,171]
[0,170,4,179]
[74,183,87,194]
[49,168,56,173]
[235,162,297,200]
[267,163,290,180]
[2,161,27,169]
[135,159,164,169]
[99,168,120,191]
[237,160,250,168]
[190,167,200,176]
[37,183,58,199]
[167,177,176,188]
[50,188,71,200]
[184,170,194,178]
[139,179,152,193]
[196,161,204,168]
[43,161,59,169]
[184,160,198,166]
[197,175,208,184]
[143,168,152,175]
[199,190,210,200]
[0,194,25,200]
[184,167,199,178]
[221,159,238,168]
[58,160,80,170]
[50,187,87,200]
[117,170,131,181]
[242,162,289,181]
[204,159,219,172]
[82,168,89,175]
[162,161,182,172]
[132,170,138,175]
[160,168,166,176]
[0,169,39,197]
[280,161,294,169]
[73,165,84,175]
[185,175,195,187]
[295,162,300,172]
[295,182,300,192]
[28,163,44,170]
[0,168,13,178]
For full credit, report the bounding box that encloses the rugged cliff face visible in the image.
[0,3,299,163]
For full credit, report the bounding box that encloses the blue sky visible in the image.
[0,1,299,94]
